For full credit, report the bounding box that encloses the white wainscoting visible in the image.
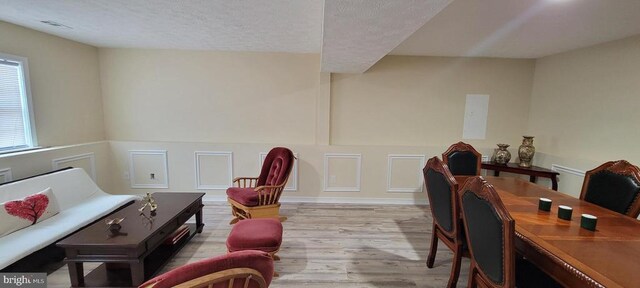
[387,154,425,193]
[551,164,586,177]
[202,194,427,205]
[52,153,96,181]
[128,150,169,189]
[0,168,13,183]
[195,151,233,190]
[324,153,362,192]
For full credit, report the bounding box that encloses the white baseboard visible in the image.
[203,195,427,205]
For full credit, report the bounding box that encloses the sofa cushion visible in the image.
[227,187,259,206]
[227,218,283,253]
[0,188,61,237]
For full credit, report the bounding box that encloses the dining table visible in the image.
[455,176,640,288]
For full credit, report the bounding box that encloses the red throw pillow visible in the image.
[0,187,61,237]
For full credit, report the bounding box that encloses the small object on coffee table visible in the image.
[105,217,125,234]
[139,192,158,214]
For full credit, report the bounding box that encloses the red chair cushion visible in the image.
[257,147,294,187]
[227,218,283,253]
[138,250,274,288]
[227,187,259,206]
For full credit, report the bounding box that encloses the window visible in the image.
[0,53,37,152]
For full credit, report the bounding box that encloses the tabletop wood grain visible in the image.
[483,176,640,288]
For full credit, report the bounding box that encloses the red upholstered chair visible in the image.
[442,142,482,176]
[227,147,295,224]
[138,250,274,288]
[227,218,283,276]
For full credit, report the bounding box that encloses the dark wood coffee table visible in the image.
[57,192,205,287]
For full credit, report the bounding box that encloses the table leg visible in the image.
[68,262,84,287]
[130,261,145,286]
[551,176,558,191]
[196,203,204,233]
[529,175,536,183]
[493,170,500,177]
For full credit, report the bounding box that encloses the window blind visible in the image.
[0,59,31,151]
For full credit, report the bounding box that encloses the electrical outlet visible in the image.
[329,175,337,184]
[123,171,130,180]
[150,173,155,180]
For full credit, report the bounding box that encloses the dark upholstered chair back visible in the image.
[581,160,640,218]
[139,250,274,288]
[257,147,295,187]
[423,157,459,236]
[459,176,515,288]
[442,142,482,176]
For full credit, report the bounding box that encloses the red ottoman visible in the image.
[227,218,283,261]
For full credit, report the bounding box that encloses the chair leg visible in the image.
[467,265,476,288]
[279,216,287,222]
[447,244,463,288]
[426,224,438,268]
[272,254,280,261]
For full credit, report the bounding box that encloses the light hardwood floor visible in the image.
[47,202,469,287]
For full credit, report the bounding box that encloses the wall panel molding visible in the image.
[324,153,361,192]
[52,153,96,181]
[129,150,169,189]
[203,195,427,205]
[551,164,585,177]
[0,168,13,183]
[195,151,233,190]
[387,154,425,193]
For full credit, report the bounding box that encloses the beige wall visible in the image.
[9,19,635,203]
[528,35,640,196]
[0,21,105,146]
[98,49,320,144]
[99,53,531,202]
[331,56,536,148]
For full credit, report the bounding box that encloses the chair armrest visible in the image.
[254,183,287,205]
[174,268,267,288]
[233,177,259,188]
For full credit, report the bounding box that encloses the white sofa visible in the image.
[0,168,136,270]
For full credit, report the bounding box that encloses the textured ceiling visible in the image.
[0,0,323,53]
[321,0,453,73]
[391,0,640,58]
[1,0,639,72]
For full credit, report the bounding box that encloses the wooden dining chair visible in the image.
[458,177,562,288]
[442,142,482,176]
[138,250,274,288]
[458,176,515,288]
[581,160,640,218]
[423,156,467,288]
